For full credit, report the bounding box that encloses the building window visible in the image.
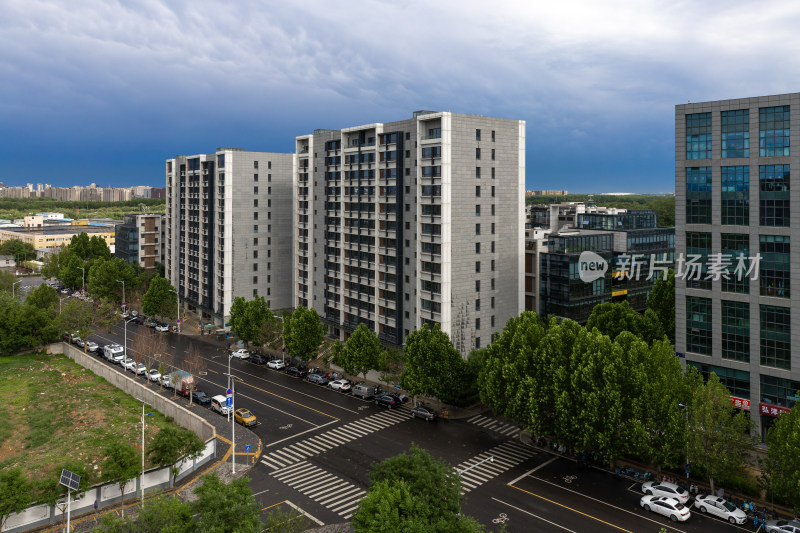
[475,337,480,348]
[721,109,750,158]
[760,165,790,227]
[254,199,258,208]
[253,250,258,259]
[476,148,481,159]
[491,259,495,271]
[491,315,495,327]
[720,166,749,225]
[491,278,495,290]
[721,300,749,362]
[253,263,258,271]
[491,186,495,197]
[760,304,791,369]
[254,161,259,169]
[491,130,495,142]
[254,174,258,182]
[476,185,481,197]
[476,224,480,235]
[476,242,480,254]
[760,375,800,409]
[491,296,495,308]
[268,161,272,169]
[253,276,258,284]
[475,261,480,273]
[760,235,790,298]
[475,318,480,330]
[687,362,750,399]
[686,232,711,290]
[491,168,495,179]
[491,223,495,234]
[253,225,258,232]
[721,233,750,294]
[686,167,712,224]
[760,105,790,157]
[217,154,225,168]
[476,205,481,216]
[686,112,712,159]
[476,280,480,292]
[491,149,495,160]
[254,186,259,194]
[475,299,480,311]
[686,296,712,355]
[476,129,481,141]
[254,212,258,220]
[254,238,258,245]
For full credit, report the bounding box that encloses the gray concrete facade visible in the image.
[675,93,800,437]
[166,149,293,326]
[294,111,525,354]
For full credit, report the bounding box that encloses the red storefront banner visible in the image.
[731,397,750,411]
[759,402,791,418]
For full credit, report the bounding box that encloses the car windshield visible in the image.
[674,503,685,510]
[723,501,736,512]
[240,411,252,417]
[675,487,686,494]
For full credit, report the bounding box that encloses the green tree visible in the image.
[686,368,755,494]
[228,296,271,348]
[88,235,112,260]
[69,233,92,260]
[0,239,35,262]
[0,291,60,355]
[142,276,177,320]
[400,324,463,405]
[37,462,91,528]
[254,309,282,348]
[101,442,141,517]
[354,445,483,533]
[586,301,665,345]
[0,269,16,293]
[58,252,85,290]
[336,323,383,382]
[24,283,59,311]
[88,257,137,303]
[283,306,325,362]
[263,507,310,533]
[91,495,195,533]
[647,269,676,344]
[60,297,117,352]
[193,473,262,533]
[0,468,32,532]
[762,400,800,513]
[147,426,206,486]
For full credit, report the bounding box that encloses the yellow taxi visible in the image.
[234,408,257,427]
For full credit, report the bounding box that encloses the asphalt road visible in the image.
[84,318,752,532]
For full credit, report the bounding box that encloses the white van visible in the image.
[103,344,125,363]
[211,395,230,415]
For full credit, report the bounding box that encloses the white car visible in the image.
[135,363,147,375]
[155,324,169,332]
[103,344,124,362]
[86,341,99,353]
[123,358,136,372]
[148,369,161,382]
[161,374,173,388]
[230,349,250,359]
[640,496,691,522]
[694,494,747,524]
[71,333,81,345]
[75,338,86,348]
[329,379,352,392]
[267,359,286,370]
[765,519,800,533]
[641,481,690,504]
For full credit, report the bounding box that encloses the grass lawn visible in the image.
[0,351,182,492]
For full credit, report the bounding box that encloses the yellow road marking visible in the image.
[237,380,339,420]
[508,484,633,533]
[262,500,287,511]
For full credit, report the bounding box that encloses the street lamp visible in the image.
[223,373,238,475]
[679,403,690,478]
[274,316,285,363]
[136,399,154,508]
[169,288,180,334]
[12,280,21,299]
[124,317,136,359]
[116,279,126,313]
[76,266,85,294]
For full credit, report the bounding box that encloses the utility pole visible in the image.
[117,279,126,312]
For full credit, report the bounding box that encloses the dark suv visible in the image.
[375,394,402,409]
[286,366,308,378]
[251,354,268,364]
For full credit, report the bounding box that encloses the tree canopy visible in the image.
[283,306,325,362]
[147,426,206,485]
[87,257,137,304]
[335,323,383,382]
[647,268,676,344]
[142,276,177,320]
[193,473,262,533]
[400,323,463,403]
[762,402,800,513]
[0,239,35,262]
[101,442,140,517]
[228,296,272,347]
[586,301,665,345]
[0,468,32,531]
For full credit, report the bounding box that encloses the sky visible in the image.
[2,1,800,193]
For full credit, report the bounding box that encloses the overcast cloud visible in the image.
[1,0,799,191]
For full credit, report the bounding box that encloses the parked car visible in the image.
[60,288,70,294]
[130,315,144,325]
[121,311,131,320]
[641,481,690,504]
[148,369,161,382]
[234,408,258,427]
[765,519,800,533]
[210,395,230,415]
[286,366,307,378]
[410,405,438,422]
[307,373,329,385]
[135,363,147,376]
[155,324,169,333]
[192,390,212,405]
[694,495,747,524]
[640,496,691,522]
[329,379,352,392]
[103,344,125,363]
[123,358,137,372]
[75,338,86,348]
[375,393,401,408]
[144,317,158,328]
[353,383,378,399]
[230,349,250,359]
[86,341,99,353]
[161,374,173,388]
[267,359,286,370]
[70,333,81,344]
[250,354,268,364]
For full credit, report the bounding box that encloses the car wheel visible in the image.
[728,517,736,524]
[645,489,652,495]
[643,504,650,512]
[670,514,678,522]
[698,506,706,513]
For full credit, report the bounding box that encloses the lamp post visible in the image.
[274,316,285,363]
[169,288,180,334]
[224,373,237,475]
[76,266,85,294]
[679,403,690,478]
[12,280,21,299]
[227,352,235,422]
[116,279,126,313]
[136,399,154,508]
[124,317,136,359]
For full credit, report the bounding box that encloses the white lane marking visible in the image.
[281,500,324,527]
[265,419,338,448]
[490,497,576,532]
[508,455,558,485]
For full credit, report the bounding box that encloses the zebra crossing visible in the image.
[455,440,536,493]
[466,414,521,437]
[260,407,412,470]
[271,461,366,520]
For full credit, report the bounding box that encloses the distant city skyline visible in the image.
[2,1,800,192]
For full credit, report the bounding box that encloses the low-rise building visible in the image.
[115,214,165,271]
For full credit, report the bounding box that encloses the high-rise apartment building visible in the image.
[115,213,165,271]
[676,93,800,438]
[294,111,525,354]
[166,148,293,326]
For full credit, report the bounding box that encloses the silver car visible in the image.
[694,494,747,524]
[765,520,800,533]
